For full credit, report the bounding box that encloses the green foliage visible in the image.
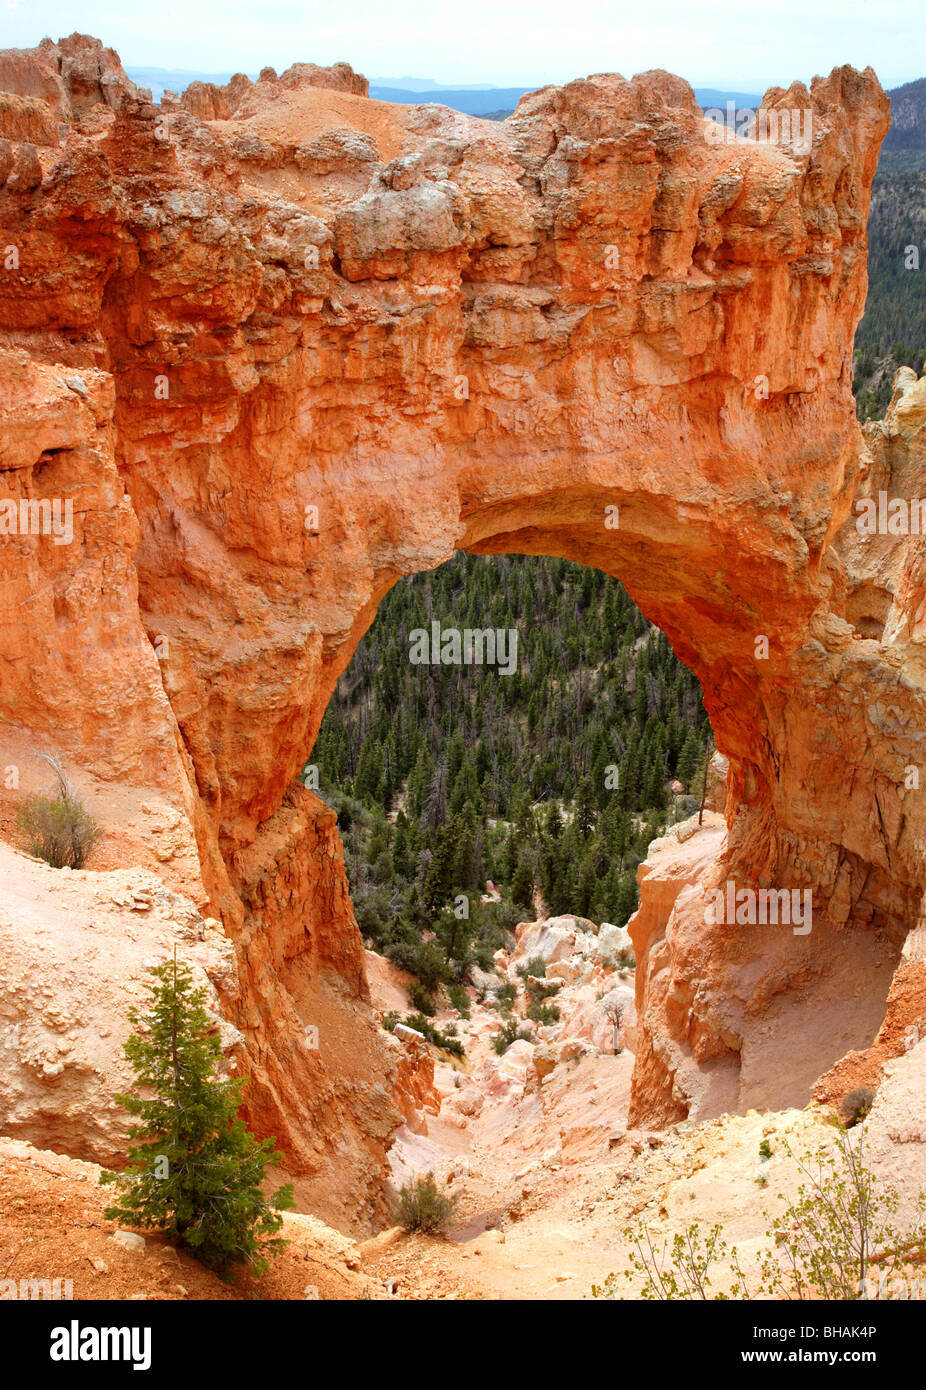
[493,1017,533,1055]
[393,1172,461,1234]
[312,553,710,997]
[17,758,101,869]
[99,957,294,1281]
[522,966,561,1003]
[446,983,471,1018]
[492,981,517,1013]
[592,1130,926,1301]
[526,999,561,1025]
[878,150,926,174]
[759,1131,926,1301]
[517,955,547,979]
[403,1014,465,1058]
[510,858,535,909]
[853,165,926,420]
[407,980,435,1016]
[592,1223,753,1300]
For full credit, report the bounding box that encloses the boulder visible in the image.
[110,1230,146,1255]
[508,916,595,978]
[596,921,635,967]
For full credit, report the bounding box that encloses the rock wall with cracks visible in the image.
[1,33,921,1224]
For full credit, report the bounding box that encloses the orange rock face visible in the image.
[388,1031,441,1136]
[179,60,368,123]
[0,34,135,125]
[0,35,915,1213]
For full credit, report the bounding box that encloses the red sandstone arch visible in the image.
[5,36,924,1228]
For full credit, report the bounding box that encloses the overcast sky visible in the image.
[5,0,923,91]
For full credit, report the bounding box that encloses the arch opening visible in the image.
[311,549,713,954]
[296,513,911,1141]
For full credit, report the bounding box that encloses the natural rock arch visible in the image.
[4,35,924,1227]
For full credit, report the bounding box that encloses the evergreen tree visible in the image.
[511,857,534,910]
[577,856,597,917]
[406,743,432,819]
[676,727,701,785]
[644,748,666,809]
[454,803,478,891]
[100,957,293,1280]
[423,757,449,829]
[613,871,638,926]
[422,821,456,911]
[574,778,596,838]
[393,812,411,878]
[354,734,383,802]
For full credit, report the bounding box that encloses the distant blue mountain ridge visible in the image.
[125,66,762,115]
[369,85,764,115]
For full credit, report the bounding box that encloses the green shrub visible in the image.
[493,982,517,1012]
[404,1014,465,1058]
[407,980,435,1016]
[516,955,547,980]
[402,1012,429,1035]
[410,939,452,994]
[17,757,101,869]
[386,937,450,994]
[381,1011,400,1032]
[446,984,471,1018]
[393,1172,460,1234]
[593,1130,926,1301]
[525,976,562,1002]
[493,1018,533,1055]
[593,1222,752,1300]
[759,1130,926,1299]
[527,999,561,1025]
[473,944,495,971]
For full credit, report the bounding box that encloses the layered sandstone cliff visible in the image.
[1,32,919,1217]
[629,370,926,1124]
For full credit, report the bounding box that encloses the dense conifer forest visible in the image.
[310,554,711,994]
[853,158,926,419]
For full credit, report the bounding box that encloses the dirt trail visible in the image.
[362,1104,845,1300]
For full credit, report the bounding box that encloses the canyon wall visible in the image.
[629,368,926,1125]
[1,32,920,1211]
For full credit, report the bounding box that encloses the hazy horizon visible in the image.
[5,0,923,93]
